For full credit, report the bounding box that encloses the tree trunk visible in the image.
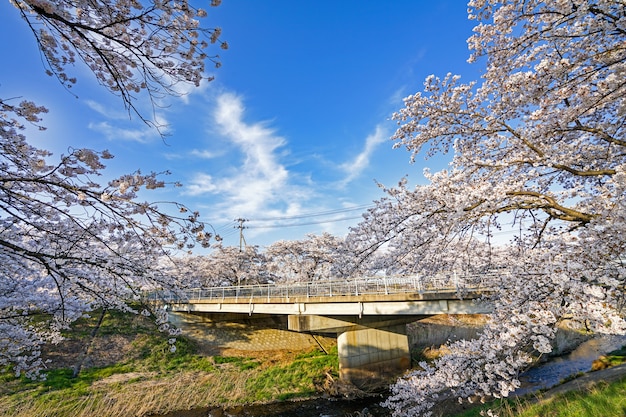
[72,308,107,378]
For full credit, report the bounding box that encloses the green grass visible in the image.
[602,346,626,367]
[522,378,626,417]
[213,355,260,370]
[60,308,154,338]
[472,376,626,417]
[135,335,218,372]
[245,346,339,402]
[0,308,339,417]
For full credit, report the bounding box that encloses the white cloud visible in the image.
[163,148,224,161]
[339,124,388,185]
[184,173,219,195]
[189,149,222,159]
[184,93,297,217]
[179,93,396,245]
[85,99,125,120]
[85,97,170,143]
[88,121,161,143]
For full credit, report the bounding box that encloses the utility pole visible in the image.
[234,218,248,291]
[235,218,248,252]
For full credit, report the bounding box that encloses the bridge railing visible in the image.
[157,270,500,304]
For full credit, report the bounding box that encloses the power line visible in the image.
[214,221,237,233]
[219,228,240,238]
[248,215,364,229]
[208,204,375,241]
[251,204,375,222]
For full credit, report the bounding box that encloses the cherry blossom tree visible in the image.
[347,1,626,415]
[163,254,217,288]
[11,0,227,128]
[0,99,216,378]
[266,233,349,282]
[1,0,225,377]
[346,179,502,278]
[197,245,271,286]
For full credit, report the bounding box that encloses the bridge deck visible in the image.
[163,274,495,317]
[161,273,496,304]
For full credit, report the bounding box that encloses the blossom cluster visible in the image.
[11,0,227,125]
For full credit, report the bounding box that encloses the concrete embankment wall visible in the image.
[407,314,590,358]
[408,314,486,352]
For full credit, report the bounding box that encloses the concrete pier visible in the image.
[337,324,410,388]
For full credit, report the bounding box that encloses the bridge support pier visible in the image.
[337,323,410,389]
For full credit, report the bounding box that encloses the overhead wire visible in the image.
[248,215,365,229]
[251,203,375,222]
[244,204,375,230]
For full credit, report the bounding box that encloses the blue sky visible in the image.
[1,1,479,249]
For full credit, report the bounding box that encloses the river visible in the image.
[515,334,626,396]
[154,335,626,417]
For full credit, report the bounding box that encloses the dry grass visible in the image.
[0,347,339,417]
[1,368,269,417]
[0,309,338,417]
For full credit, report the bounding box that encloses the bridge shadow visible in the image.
[168,312,334,357]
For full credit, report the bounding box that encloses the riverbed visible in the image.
[155,394,391,417]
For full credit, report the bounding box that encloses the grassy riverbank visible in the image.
[454,373,626,417]
[0,309,340,417]
[2,309,625,417]
[454,347,626,417]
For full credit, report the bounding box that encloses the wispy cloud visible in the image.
[339,124,388,185]
[86,98,169,143]
[88,120,162,143]
[179,93,394,244]
[85,99,124,119]
[189,149,222,159]
[162,148,225,161]
[183,93,302,217]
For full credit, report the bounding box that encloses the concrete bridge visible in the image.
[162,273,495,388]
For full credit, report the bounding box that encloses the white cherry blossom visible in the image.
[1,0,224,377]
[345,1,626,415]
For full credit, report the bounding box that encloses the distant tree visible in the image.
[348,1,626,415]
[163,254,217,288]
[1,0,225,378]
[199,245,270,286]
[266,233,347,282]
